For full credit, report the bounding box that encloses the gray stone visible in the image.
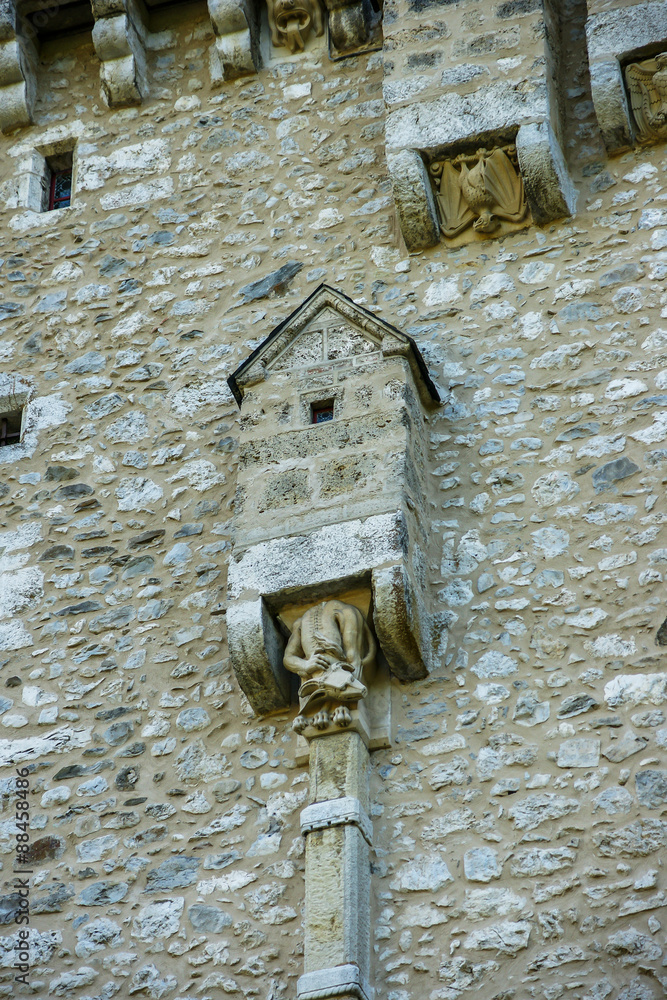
[144,857,199,893]
[471,650,517,679]
[75,918,123,959]
[89,605,136,633]
[557,693,599,718]
[187,903,232,932]
[557,738,600,768]
[115,766,139,790]
[213,779,242,801]
[78,881,129,906]
[64,352,107,374]
[592,457,640,490]
[103,720,133,746]
[464,920,531,956]
[390,855,453,892]
[599,263,644,288]
[508,794,580,831]
[240,748,268,769]
[464,847,502,882]
[132,898,184,942]
[175,708,210,732]
[40,545,75,562]
[593,786,634,815]
[238,261,303,304]
[513,691,550,727]
[635,770,667,809]
[510,848,576,877]
[602,731,648,763]
[593,819,667,857]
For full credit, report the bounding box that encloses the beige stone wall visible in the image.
[0,3,666,999]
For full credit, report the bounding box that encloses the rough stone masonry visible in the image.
[0,0,666,998]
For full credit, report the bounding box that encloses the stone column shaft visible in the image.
[298,732,372,1000]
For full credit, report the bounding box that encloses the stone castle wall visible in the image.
[0,1,667,998]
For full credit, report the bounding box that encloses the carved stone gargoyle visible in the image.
[625,53,667,143]
[283,600,375,736]
[430,146,527,240]
[267,0,324,52]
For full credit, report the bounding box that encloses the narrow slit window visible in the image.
[0,409,23,447]
[311,401,334,424]
[43,151,73,212]
[49,169,72,210]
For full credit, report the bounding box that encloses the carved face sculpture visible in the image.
[268,0,324,53]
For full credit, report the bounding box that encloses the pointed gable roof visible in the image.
[227,284,441,407]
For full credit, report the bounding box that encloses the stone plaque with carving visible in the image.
[430,146,527,241]
[625,53,667,143]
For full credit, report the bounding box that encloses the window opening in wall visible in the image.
[0,408,23,448]
[43,152,73,212]
[311,401,334,424]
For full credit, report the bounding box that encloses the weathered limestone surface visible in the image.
[0,4,664,999]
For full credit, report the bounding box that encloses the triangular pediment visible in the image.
[228,285,440,406]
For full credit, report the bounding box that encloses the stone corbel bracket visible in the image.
[388,121,577,253]
[0,0,37,133]
[207,0,259,83]
[91,0,147,108]
[586,0,667,152]
[226,513,433,718]
[323,0,378,57]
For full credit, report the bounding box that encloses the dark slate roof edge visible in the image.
[226,283,441,407]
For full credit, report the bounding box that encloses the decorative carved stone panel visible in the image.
[625,53,667,144]
[226,285,441,725]
[430,146,528,243]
